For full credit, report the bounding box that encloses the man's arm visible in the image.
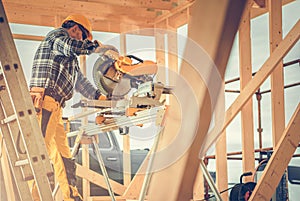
[75,69,101,100]
[50,29,98,57]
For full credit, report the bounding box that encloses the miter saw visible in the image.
[71,47,171,129]
[92,47,161,99]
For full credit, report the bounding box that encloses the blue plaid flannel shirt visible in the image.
[29,28,101,101]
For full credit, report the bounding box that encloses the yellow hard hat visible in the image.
[62,14,93,40]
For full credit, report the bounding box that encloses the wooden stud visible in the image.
[249,104,300,201]
[167,25,178,86]
[79,55,90,201]
[119,33,132,187]
[239,0,255,181]
[215,131,229,200]
[76,164,126,196]
[154,30,166,84]
[222,20,300,134]
[269,0,285,147]
[123,153,150,199]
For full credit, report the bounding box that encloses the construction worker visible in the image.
[29,14,116,201]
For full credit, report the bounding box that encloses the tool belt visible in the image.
[30,87,45,114]
[30,87,66,114]
[44,88,66,107]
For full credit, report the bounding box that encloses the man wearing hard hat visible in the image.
[29,14,116,201]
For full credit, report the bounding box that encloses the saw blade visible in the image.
[92,56,132,97]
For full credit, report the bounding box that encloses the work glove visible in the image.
[95,89,107,100]
[85,40,99,51]
[98,94,107,100]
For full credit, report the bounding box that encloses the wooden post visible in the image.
[215,131,228,200]
[79,55,90,200]
[167,23,178,85]
[147,1,247,200]
[239,0,255,181]
[249,104,300,201]
[154,28,166,85]
[54,15,64,201]
[120,33,132,187]
[269,0,285,147]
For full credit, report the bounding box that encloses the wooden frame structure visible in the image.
[0,0,299,201]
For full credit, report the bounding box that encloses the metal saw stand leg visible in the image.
[91,134,116,201]
[0,2,54,201]
[200,160,222,201]
[138,127,164,201]
[54,129,117,201]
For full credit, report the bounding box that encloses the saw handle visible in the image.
[126,55,144,63]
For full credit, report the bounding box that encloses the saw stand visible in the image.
[51,127,117,200]
[0,2,54,201]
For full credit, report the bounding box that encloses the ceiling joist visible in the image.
[72,0,179,10]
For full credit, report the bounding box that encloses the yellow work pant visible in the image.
[31,95,82,201]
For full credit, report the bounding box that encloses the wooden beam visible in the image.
[123,153,150,199]
[2,1,155,33]
[154,31,166,84]
[253,0,266,8]
[119,33,132,187]
[13,34,44,41]
[167,27,178,86]
[167,7,189,29]
[249,103,300,201]
[87,196,126,201]
[79,55,91,201]
[2,0,157,19]
[269,0,285,147]
[239,0,255,181]
[147,1,246,200]
[250,0,294,18]
[215,131,228,200]
[76,164,126,196]
[72,0,180,10]
[155,1,194,24]
[222,20,300,133]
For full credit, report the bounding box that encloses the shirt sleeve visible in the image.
[75,69,101,100]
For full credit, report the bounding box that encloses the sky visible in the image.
[7,0,300,199]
